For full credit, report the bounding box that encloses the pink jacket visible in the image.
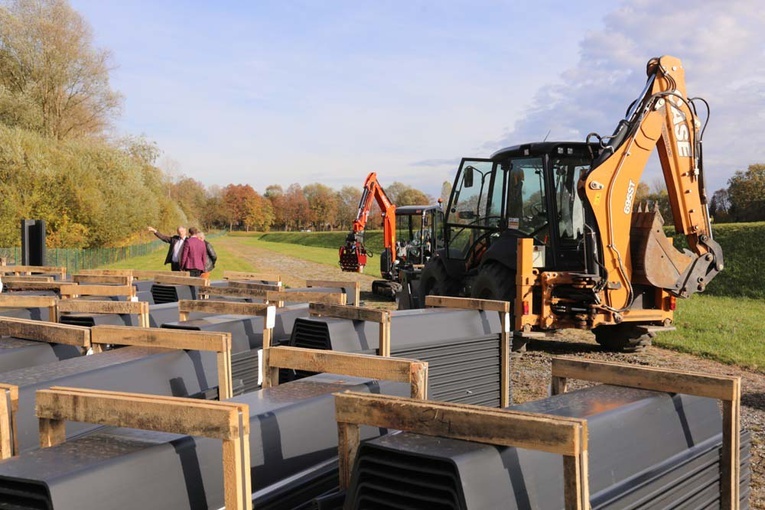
[180,236,207,271]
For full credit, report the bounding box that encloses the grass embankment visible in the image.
[102,239,257,279]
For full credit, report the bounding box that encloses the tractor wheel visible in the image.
[417,261,459,305]
[471,263,516,303]
[594,323,654,353]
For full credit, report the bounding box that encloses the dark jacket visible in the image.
[153,231,186,266]
[204,241,217,273]
[181,236,207,272]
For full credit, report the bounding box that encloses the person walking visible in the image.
[198,232,217,279]
[148,225,187,271]
[180,227,207,277]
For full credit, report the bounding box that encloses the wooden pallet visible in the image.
[0,295,57,323]
[305,280,361,308]
[59,284,136,300]
[0,265,66,279]
[57,300,150,328]
[72,274,133,285]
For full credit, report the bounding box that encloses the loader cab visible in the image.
[443,142,594,274]
[394,205,444,267]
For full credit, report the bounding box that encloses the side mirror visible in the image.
[463,166,474,188]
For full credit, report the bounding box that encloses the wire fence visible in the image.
[0,240,165,274]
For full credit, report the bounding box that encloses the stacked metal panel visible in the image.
[0,337,81,372]
[0,346,219,454]
[344,385,750,509]
[0,375,409,509]
[288,308,503,407]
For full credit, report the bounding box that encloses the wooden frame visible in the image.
[0,383,18,459]
[59,284,136,300]
[309,302,391,356]
[224,271,281,285]
[306,280,361,308]
[178,299,270,321]
[0,265,66,279]
[72,274,133,285]
[153,275,209,287]
[550,357,742,510]
[424,295,512,408]
[0,317,91,349]
[76,269,134,277]
[1,275,53,283]
[265,290,346,308]
[36,387,251,510]
[263,346,427,399]
[132,270,190,280]
[0,295,57,323]
[90,325,235,399]
[57,300,150,328]
[198,285,269,301]
[333,392,589,508]
[3,281,71,292]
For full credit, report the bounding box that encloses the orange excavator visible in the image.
[339,172,397,276]
[340,172,444,299]
[415,55,723,351]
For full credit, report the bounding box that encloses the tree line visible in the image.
[0,0,761,250]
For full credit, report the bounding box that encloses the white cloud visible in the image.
[488,0,765,192]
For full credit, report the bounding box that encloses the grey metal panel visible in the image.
[0,346,219,454]
[0,337,80,374]
[147,302,179,327]
[0,375,409,510]
[0,306,52,321]
[345,385,749,510]
[163,304,310,352]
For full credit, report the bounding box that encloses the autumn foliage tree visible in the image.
[726,164,765,222]
[0,0,122,139]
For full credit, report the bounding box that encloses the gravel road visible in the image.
[218,236,765,508]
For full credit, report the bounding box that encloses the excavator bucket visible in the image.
[630,204,693,293]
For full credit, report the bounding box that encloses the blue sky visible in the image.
[70,0,765,198]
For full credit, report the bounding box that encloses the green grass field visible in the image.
[107,234,765,373]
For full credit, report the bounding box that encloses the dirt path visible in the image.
[220,236,765,508]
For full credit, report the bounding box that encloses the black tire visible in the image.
[417,260,460,305]
[470,263,516,302]
[594,324,654,353]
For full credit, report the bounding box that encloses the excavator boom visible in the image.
[581,55,723,314]
[339,172,397,273]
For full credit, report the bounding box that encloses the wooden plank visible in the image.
[550,357,740,401]
[59,284,136,298]
[36,387,245,439]
[91,325,230,352]
[226,281,281,292]
[0,317,90,347]
[0,384,18,459]
[199,286,268,298]
[722,381,742,510]
[0,266,66,277]
[133,270,189,280]
[266,346,427,398]
[266,291,346,306]
[334,392,585,455]
[424,295,510,313]
[154,275,209,287]
[178,300,270,321]
[0,295,57,309]
[76,269,134,277]
[224,271,281,283]
[4,281,71,292]
[309,302,387,323]
[2,276,53,283]
[500,311,510,408]
[73,274,132,285]
[57,300,148,316]
[36,387,251,510]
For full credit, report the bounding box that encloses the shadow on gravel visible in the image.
[741,393,765,411]
[525,338,603,355]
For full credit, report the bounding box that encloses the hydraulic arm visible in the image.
[581,55,723,313]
